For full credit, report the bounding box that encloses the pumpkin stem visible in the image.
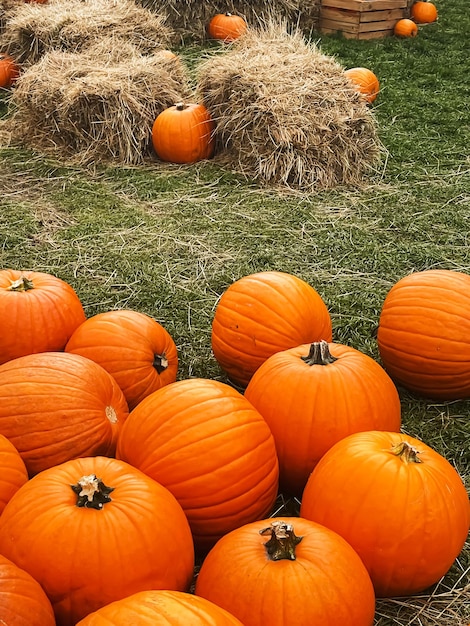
[71,474,114,509]
[390,441,423,464]
[175,102,186,111]
[300,340,337,366]
[153,352,168,374]
[8,276,34,291]
[259,520,303,561]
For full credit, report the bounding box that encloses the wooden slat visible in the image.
[320,6,404,22]
[319,26,395,38]
[321,0,406,11]
[360,8,405,21]
[357,17,400,30]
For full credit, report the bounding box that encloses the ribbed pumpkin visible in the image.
[394,18,419,36]
[0,554,56,626]
[377,269,470,399]
[0,269,86,365]
[300,431,470,597]
[344,67,380,103]
[195,517,375,626]
[0,53,20,88]
[208,13,248,42]
[0,434,28,515]
[244,340,401,496]
[211,271,332,388]
[410,0,438,23]
[76,590,244,626]
[117,377,279,554]
[0,351,129,475]
[0,456,194,626]
[65,309,178,410]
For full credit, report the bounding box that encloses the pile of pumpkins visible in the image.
[394,0,438,38]
[0,264,469,625]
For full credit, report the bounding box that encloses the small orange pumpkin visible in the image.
[151,102,215,164]
[208,13,247,42]
[344,67,380,103]
[394,18,419,37]
[410,0,438,23]
[0,54,20,88]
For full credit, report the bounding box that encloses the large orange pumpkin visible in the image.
[65,309,178,410]
[0,434,28,515]
[76,590,244,625]
[0,351,129,475]
[377,269,470,399]
[117,377,279,554]
[244,340,401,496]
[208,13,248,42]
[0,456,195,626]
[195,517,375,626]
[0,554,56,626]
[0,269,86,365]
[394,18,419,37]
[300,431,470,597]
[0,53,20,88]
[211,271,332,388]
[344,67,380,103]
[410,0,438,23]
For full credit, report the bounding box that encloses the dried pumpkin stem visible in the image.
[301,340,337,366]
[71,474,114,510]
[259,520,303,561]
[8,276,34,291]
[153,352,168,374]
[391,441,423,464]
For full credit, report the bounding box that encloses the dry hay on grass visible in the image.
[1,46,191,165]
[196,23,382,192]
[0,0,175,66]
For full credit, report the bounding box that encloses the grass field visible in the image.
[0,0,469,623]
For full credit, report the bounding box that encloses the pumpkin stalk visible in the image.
[8,276,34,291]
[301,340,337,366]
[390,441,423,464]
[259,520,303,561]
[153,352,168,373]
[71,474,114,509]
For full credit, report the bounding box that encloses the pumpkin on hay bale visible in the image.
[196,22,382,192]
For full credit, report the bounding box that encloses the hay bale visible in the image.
[0,0,175,65]
[2,45,191,164]
[196,23,382,192]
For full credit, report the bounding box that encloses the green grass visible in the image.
[0,0,469,623]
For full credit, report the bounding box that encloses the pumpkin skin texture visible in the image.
[300,431,470,598]
[208,13,248,42]
[244,340,401,496]
[116,377,279,555]
[377,269,470,400]
[0,456,195,626]
[65,309,178,410]
[152,102,215,164]
[75,590,244,625]
[211,271,332,388]
[0,351,129,475]
[411,0,438,23]
[394,18,419,37]
[344,67,380,103]
[0,554,56,626]
[0,53,20,88]
[0,269,86,365]
[0,434,28,515]
[195,517,375,626]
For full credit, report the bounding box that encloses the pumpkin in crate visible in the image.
[117,377,279,555]
[0,456,194,626]
[208,13,247,42]
[195,517,375,626]
[344,67,380,103]
[0,53,20,88]
[411,0,438,23]
[245,340,401,496]
[211,271,332,388]
[394,18,419,37]
[300,431,470,597]
[377,269,470,399]
[65,309,178,410]
[0,269,86,365]
[0,434,28,515]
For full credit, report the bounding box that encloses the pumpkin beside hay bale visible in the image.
[196,23,382,191]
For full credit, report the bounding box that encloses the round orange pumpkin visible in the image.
[0,269,86,365]
[211,271,332,388]
[0,434,28,515]
[195,517,375,626]
[152,102,215,164]
[0,53,20,88]
[410,0,438,23]
[0,351,129,475]
[0,456,195,626]
[300,431,470,597]
[76,590,244,625]
[244,340,401,496]
[377,269,470,399]
[208,13,247,42]
[65,309,178,410]
[344,67,380,103]
[393,18,419,37]
[116,377,279,554]
[0,554,56,626]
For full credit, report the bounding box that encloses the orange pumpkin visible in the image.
[0,434,28,515]
[211,271,332,388]
[0,351,129,475]
[195,517,376,626]
[411,0,438,23]
[151,102,215,164]
[0,554,56,626]
[344,67,380,103]
[65,309,178,410]
[76,590,244,625]
[377,269,470,399]
[394,18,419,37]
[0,269,86,365]
[0,53,20,88]
[208,13,247,42]
[300,431,470,597]
[244,340,401,496]
[0,456,195,626]
[116,377,279,555]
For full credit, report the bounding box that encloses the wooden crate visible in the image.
[319,0,408,39]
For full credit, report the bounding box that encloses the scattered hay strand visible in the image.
[196,22,382,192]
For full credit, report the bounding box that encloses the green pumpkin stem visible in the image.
[71,474,114,509]
[391,441,423,464]
[153,352,168,374]
[301,340,337,366]
[259,520,303,561]
[8,276,34,291]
